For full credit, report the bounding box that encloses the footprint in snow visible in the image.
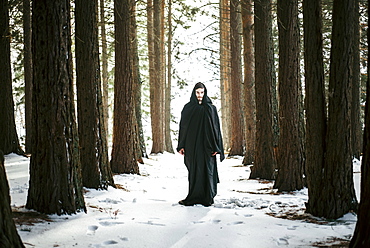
[230,221,244,225]
[192,220,205,224]
[102,240,119,245]
[99,221,124,227]
[287,225,298,230]
[212,219,221,224]
[119,236,129,241]
[86,225,98,236]
[277,238,289,246]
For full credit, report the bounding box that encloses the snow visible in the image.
[4,153,360,248]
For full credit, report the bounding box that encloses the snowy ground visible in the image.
[5,153,360,248]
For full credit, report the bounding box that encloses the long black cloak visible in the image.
[177,84,224,206]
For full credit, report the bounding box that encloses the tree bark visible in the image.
[131,0,147,160]
[274,0,304,192]
[164,0,174,153]
[219,0,231,152]
[99,0,110,138]
[349,1,370,244]
[110,0,140,174]
[150,0,165,154]
[351,0,362,159]
[229,0,245,156]
[75,0,114,189]
[0,0,23,155]
[250,0,276,180]
[303,0,327,215]
[320,0,358,219]
[0,151,25,248]
[26,0,86,215]
[241,0,255,165]
[23,0,32,154]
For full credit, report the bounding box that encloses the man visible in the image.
[177,82,224,206]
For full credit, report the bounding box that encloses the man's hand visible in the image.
[212,152,217,156]
[179,148,185,155]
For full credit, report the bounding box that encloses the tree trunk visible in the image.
[250,0,276,180]
[23,0,32,154]
[99,0,110,138]
[349,2,370,244]
[131,0,147,160]
[110,0,140,174]
[303,0,327,215]
[241,0,255,165]
[219,0,231,152]
[0,0,23,155]
[229,0,245,156]
[0,151,25,248]
[26,0,86,215]
[351,0,362,159]
[150,0,165,154]
[75,0,114,189]
[274,0,304,192]
[320,0,358,219]
[164,0,174,153]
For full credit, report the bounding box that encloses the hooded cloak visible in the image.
[177,83,224,206]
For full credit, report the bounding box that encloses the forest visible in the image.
[0,0,369,247]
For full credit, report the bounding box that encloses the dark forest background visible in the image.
[0,0,369,246]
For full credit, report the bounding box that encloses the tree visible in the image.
[150,0,165,154]
[23,0,32,154]
[219,0,231,151]
[0,0,23,155]
[274,0,304,191]
[351,0,362,159]
[0,151,25,248]
[349,2,370,245]
[303,0,327,215]
[132,0,147,160]
[229,0,245,156]
[249,0,276,180]
[26,0,86,215]
[320,0,358,219]
[99,0,110,137]
[241,0,255,165]
[75,0,114,189]
[164,0,174,154]
[110,0,140,174]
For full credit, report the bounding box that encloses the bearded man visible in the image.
[177,82,224,206]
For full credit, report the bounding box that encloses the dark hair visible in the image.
[194,82,205,90]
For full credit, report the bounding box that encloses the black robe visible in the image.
[177,85,224,206]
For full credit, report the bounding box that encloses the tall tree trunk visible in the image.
[75,0,114,189]
[351,0,362,159]
[111,0,139,174]
[229,0,245,156]
[23,0,32,154]
[249,0,276,180]
[0,151,25,248]
[241,0,255,165]
[220,0,231,152]
[26,0,86,215]
[0,0,23,155]
[147,0,156,153]
[274,0,304,192]
[99,0,110,137]
[320,0,358,219]
[349,1,370,244]
[303,0,327,215]
[164,0,174,153]
[150,0,165,154]
[131,0,147,160]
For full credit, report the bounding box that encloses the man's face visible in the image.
[195,88,204,103]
